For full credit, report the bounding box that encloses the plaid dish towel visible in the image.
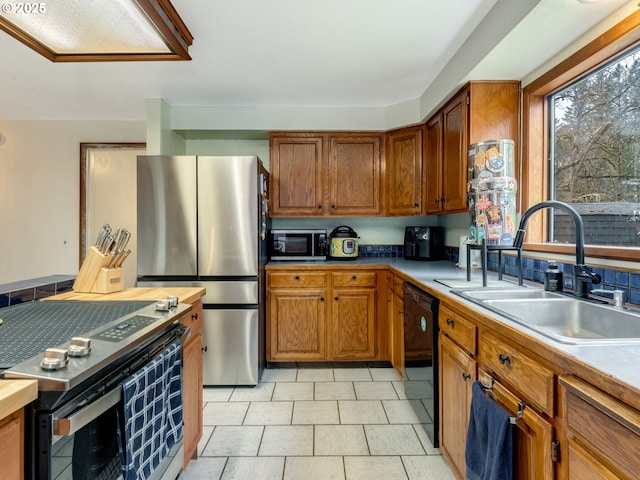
[116,339,183,480]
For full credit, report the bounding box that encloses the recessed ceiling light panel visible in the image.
[0,0,192,61]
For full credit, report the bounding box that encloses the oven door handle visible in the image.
[54,386,122,436]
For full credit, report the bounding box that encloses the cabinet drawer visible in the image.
[480,331,554,414]
[332,271,377,287]
[562,375,640,480]
[439,304,476,355]
[268,272,327,288]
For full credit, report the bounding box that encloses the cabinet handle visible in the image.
[295,275,300,280]
[441,197,446,204]
[446,318,454,327]
[202,346,208,353]
[498,354,512,366]
[462,373,471,381]
[192,313,199,320]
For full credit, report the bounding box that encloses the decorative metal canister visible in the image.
[467,140,517,246]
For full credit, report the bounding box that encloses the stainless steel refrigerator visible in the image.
[136,155,270,386]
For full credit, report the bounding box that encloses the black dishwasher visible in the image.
[403,282,439,448]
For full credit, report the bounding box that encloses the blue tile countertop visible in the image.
[267,258,640,412]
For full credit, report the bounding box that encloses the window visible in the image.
[522,9,640,261]
[548,45,640,247]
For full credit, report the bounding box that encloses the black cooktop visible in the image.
[0,300,154,369]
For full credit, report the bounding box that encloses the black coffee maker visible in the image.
[403,226,444,260]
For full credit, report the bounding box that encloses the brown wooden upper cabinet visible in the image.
[385,125,425,216]
[269,134,325,216]
[425,81,521,214]
[270,132,383,217]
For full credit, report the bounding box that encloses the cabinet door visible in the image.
[182,333,203,468]
[441,89,469,213]
[439,333,476,479]
[268,289,327,360]
[270,135,325,216]
[0,410,23,480]
[425,114,444,214]
[386,126,424,216]
[182,301,203,467]
[478,370,554,480]
[330,287,376,359]
[328,134,382,216]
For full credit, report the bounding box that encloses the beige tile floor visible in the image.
[179,367,456,480]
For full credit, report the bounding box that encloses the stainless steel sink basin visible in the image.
[457,288,562,301]
[453,288,640,345]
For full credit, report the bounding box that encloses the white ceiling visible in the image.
[0,0,634,121]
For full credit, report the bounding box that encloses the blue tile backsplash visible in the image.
[0,275,75,307]
[448,247,640,307]
[359,244,404,258]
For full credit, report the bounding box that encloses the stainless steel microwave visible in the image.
[268,229,328,260]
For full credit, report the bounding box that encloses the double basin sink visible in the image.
[452,288,640,345]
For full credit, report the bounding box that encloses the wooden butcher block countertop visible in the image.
[47,287,206,305]
[0,380,37,420]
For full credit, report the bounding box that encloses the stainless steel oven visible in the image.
[1,300,192,480]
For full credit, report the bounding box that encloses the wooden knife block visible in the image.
[73,246,124,294]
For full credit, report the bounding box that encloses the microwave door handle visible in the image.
[54,387,122,436]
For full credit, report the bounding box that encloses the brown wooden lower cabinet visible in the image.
[268,288,327,361]
[330,287,376,359]
[0,409,24,480]
[266,269,381,362]
[439,333,476,479]
[182,300,204,468]
[561,375,640,480]
[439,299,555,480]
[477,369,554,480]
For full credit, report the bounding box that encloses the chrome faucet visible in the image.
[512,200,601,298]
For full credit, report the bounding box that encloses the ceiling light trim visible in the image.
[0,0,193,62]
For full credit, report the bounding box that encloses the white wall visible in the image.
[0,120,145,284]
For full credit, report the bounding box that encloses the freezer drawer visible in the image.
[202,308,259,386]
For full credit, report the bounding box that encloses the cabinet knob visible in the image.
[462,373,471,381]
[320,297,325,302]
[295,275,300,280]
[414,202,419,207]
[331,204,336,209]
[317,204,323,209]
[334,296,339,301]
[352,275,357,280]
[446,318,454,327]
[192,313,199,320]
[202,346,208,353]
[498,353,512,366]
[441,197,446,204]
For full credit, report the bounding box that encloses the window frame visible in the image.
[522,9,640,263]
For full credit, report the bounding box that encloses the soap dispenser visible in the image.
[544,263,563,292]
